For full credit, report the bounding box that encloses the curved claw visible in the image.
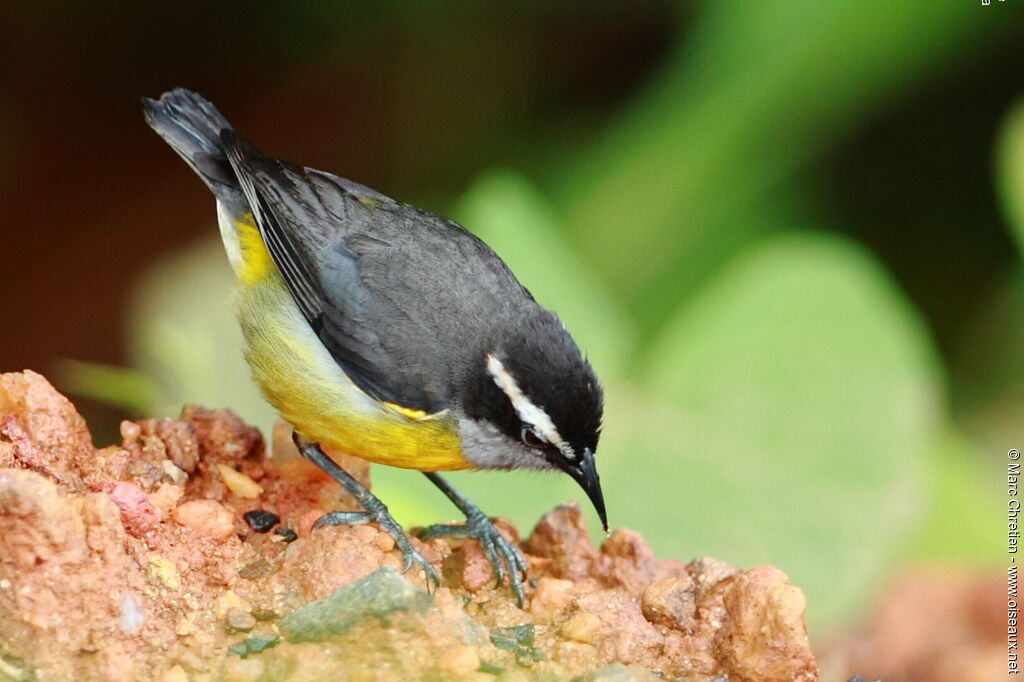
[419,511,527,606]
[479,529,506,587]
[391,532,440,585]
[492,535,526,606]
[313,511,440,591]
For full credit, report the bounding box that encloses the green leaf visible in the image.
[908,430,999,564]
[127,237,279,433]
[55,360,156,414]
[949,269,1024,442]
[627,232,943,629]
[560,0,1021,331]
[998,98,1024,259]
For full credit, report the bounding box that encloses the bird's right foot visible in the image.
[418,473,528,606]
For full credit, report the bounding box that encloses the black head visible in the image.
[462,308,606,529]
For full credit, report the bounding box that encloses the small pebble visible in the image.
[107,481,160,536]
[274,527,298,542]
[127,459,159,479]
[160,665,189,682]
[217,590,252,619]
[119,591,145,634]
[147,555,181,591]
[561,612,603,644]
[640,576,696,630]
[216,464,264,499]
[161,460,188,485]
[252,607,278,621]
[529,577,575,616]
[226,608,257,632]
[149,482,184,514]
[174,499,236,540]
[239,558,278,580]
[243,509,280,533]
[120,420,142,441]
[437,645,480,677]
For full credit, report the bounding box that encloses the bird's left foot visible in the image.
[292,434,440,590]
[416,507,528,606]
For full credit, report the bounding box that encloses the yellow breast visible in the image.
[225,214,470,472]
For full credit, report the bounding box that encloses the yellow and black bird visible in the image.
[143,89,605,602]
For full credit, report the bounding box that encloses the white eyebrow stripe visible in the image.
[485,354,575,460]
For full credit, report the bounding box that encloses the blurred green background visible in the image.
[2,0,1021,642]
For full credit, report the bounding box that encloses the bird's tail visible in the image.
[143,88,239,200]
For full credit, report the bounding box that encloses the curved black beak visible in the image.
[559,448,608,532]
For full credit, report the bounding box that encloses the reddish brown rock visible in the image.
[715,565,817,682]
[595,527,690,597]
[0,469,87,569]
[0,370,820,681]
[641,575,696,631]
[528,576,580,621]
[0,370,93,478]
[102,481,161,537]
[173,499,236,540]
[455,517,521,592]
[122,417,199,474]
[572,588,665,667]
[523,503,599,582]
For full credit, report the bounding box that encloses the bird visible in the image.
[143,88,605,604]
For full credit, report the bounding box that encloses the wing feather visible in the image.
[220,130,453,413]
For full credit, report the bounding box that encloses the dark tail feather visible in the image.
[143,88,238,198]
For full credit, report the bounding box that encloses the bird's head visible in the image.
[458,309,607,530]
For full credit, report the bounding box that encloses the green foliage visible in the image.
[57,360,156,414]
[999,99,1024,259]
[453,170,634,379]
[127,239,279,431]
[558,0,1019,334]
[634,233,941,627]
[982,103,1024,431]
[909,430,998,563]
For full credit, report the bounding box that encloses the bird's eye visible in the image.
[520,427,547,449]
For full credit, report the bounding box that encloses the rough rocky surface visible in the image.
[0,370,819,681]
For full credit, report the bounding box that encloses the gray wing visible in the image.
[220,131,531,414]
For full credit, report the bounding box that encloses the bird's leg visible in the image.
[415,473,527,606]
[292,433,440,590]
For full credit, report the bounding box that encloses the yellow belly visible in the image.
[227,214,470,472]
